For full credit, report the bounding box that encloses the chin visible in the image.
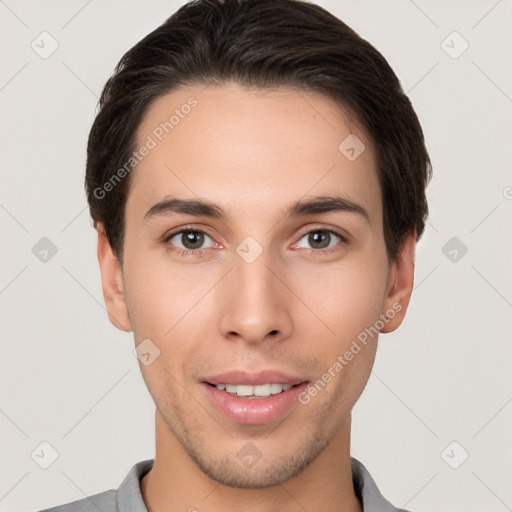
[183,431,331,489]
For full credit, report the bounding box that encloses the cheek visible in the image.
[123,244,221,338]
[301,273,382,414]
[122,249,226,398]
[293,256,389,347]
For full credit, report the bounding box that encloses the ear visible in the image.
[380,231,416,334]
[96,224,132,332]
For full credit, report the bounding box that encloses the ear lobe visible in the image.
[380,232,416,334]
[96,224,132,333]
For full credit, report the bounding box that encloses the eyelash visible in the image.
[162,224,348,258]
[162,226,218,258]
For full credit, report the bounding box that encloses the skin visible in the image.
[96,83,416,512]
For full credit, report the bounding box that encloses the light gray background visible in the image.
[1,1,511,511]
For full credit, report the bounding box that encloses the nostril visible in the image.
[269,330,278,336]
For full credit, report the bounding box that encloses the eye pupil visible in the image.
[309,231,330,249]
[183,231,204,249]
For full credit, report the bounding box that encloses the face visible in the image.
[98,83,414,488]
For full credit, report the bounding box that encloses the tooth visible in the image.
[270,383,284,395]
[218,383,292,397]
[236,385,254,396]
[253,384,271,397]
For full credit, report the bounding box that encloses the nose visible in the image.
[217,249,293,345]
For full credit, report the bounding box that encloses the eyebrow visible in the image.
[144,195,369,223]
[285,195,369,222]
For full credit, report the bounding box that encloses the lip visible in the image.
[201,370,307,386]
[200,371,309,425]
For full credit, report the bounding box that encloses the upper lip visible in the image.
[202,370,308,386]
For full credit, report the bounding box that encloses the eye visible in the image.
[166,229,216,252]
[293,229,344,251]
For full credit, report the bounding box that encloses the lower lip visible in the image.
[201,382,308,425]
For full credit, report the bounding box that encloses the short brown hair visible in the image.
[85,0,432,263]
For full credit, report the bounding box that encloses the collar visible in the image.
[116,457,406,512]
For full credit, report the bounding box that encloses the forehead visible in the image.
[127,83,381,225]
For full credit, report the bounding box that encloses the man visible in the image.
[40,0,431,510]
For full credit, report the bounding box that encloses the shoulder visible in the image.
[351,457,413,512]
[34,489,117,512]
[33,459,154,512]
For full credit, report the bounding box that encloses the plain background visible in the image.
[1,1,511,511]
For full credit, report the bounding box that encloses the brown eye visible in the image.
[181,231,204,249]
[167,230,214,251]
[308,231,332,249]
[294,229,343,251]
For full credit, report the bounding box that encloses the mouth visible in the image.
[206,382,303,399]
[200,371,309,425]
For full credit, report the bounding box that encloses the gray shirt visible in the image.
[36,458,410,512]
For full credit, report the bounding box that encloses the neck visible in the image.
[141,410,362,512]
